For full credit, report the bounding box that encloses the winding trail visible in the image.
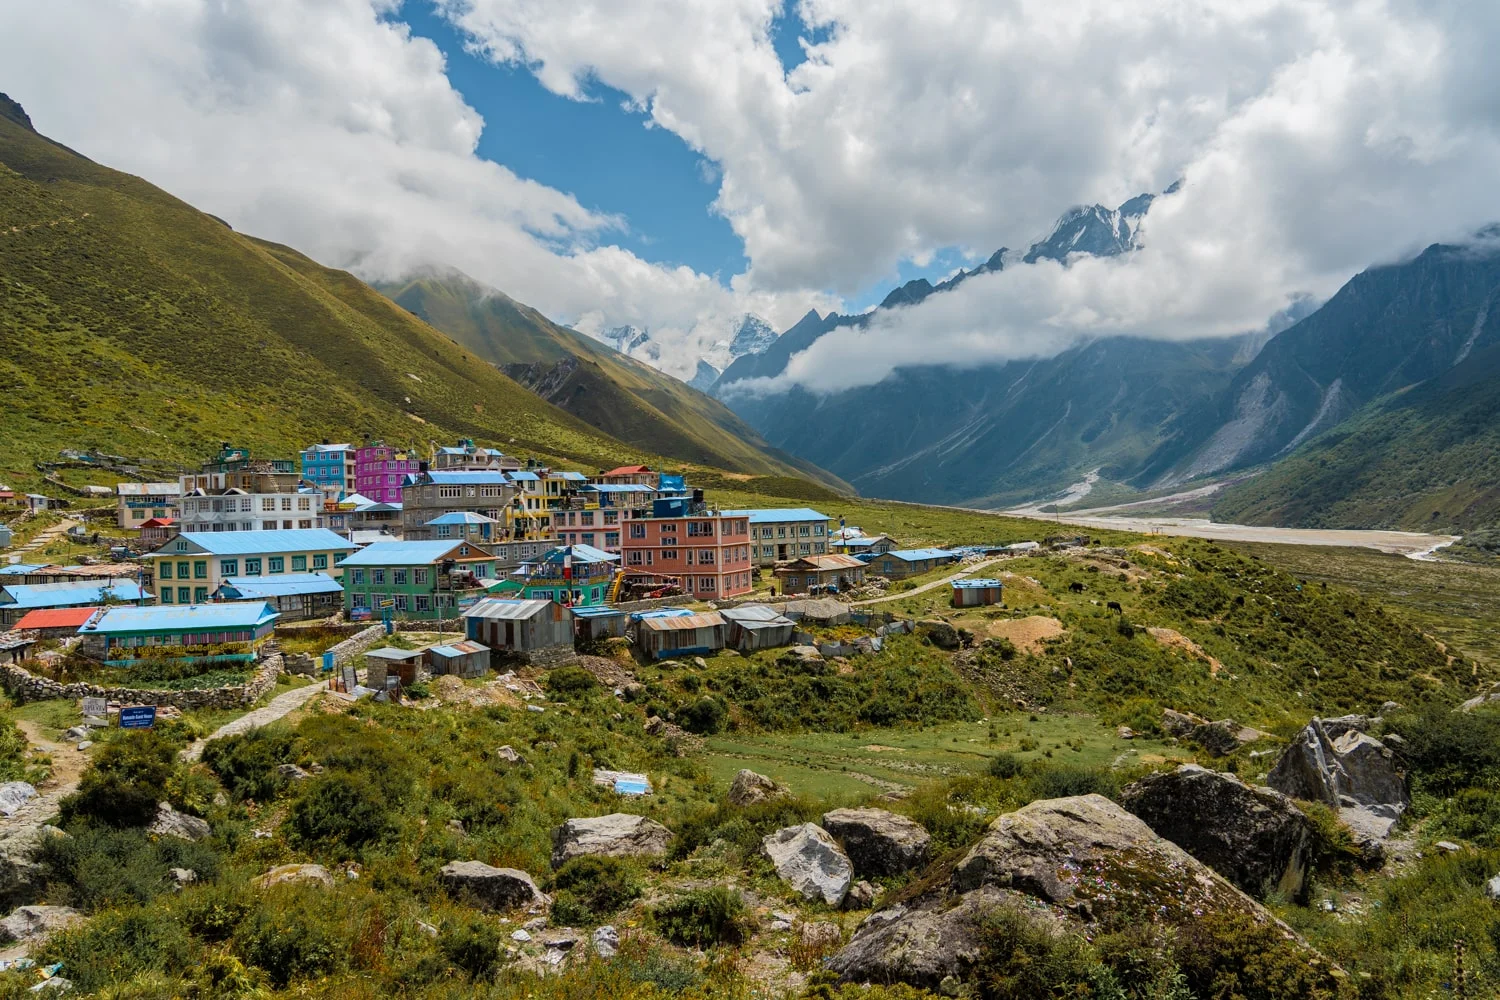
[180,680,328,762]
[9,518,79,558]
[852,557,1008,607]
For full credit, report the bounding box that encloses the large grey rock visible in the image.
[0,905,81,944]
[148,802,211,842]
[0,825,63,908]
[1121,764,1314,900]
[592,924,619,958]
[916,620,960,650]
[440,861,548,910]
[821,808,931,877]
[832,795,1290,988]
[1267,719,1408,848]
[551,814,673,867]
[258,864,335,889]
[1486,875,1500,901]
[727,769,788,808]
[0,783,37,818]
[761,823,852,906]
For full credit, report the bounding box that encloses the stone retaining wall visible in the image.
[0,654,283,710]
[324,625,387,668]
[395,619,464,633]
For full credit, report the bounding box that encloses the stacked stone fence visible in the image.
[323,625,387,668]
[394,618,464,633]
[0,654,283,710]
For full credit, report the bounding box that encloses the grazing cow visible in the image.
[1068,582,1085,593]
[1107,601,1123,613]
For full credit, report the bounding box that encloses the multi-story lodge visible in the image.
[430,440,521,472]
[142,528,355,605]
[619,497,753,600]
[115,482,181,530]
[175,446,326,532]
[725,508,832,566]
[339,540,495,621]
[300,443,357,499]
[354,442,420,503]
[400,471,520,540]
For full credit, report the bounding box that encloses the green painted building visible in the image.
[338,540,494,620]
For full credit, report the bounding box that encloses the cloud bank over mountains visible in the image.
[8,1,1500,388]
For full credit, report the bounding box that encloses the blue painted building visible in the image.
[300,443,356,497]
[866,548,960,580]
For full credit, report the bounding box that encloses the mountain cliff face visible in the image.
[592,313,780,384]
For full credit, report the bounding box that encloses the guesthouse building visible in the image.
[339,540,494,620]
[143,529,356,605]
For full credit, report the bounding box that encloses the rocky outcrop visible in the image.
[258,864,335,889]
[148,802,211,842]
[1160,709,1265,754]
[0,905,81,944]
[1121,764,1314,899]
[727,769,788,807]
[0,783,36,818]
[762,823,853,906]
[440,861,548,911]
[821,808,931,877]
[916,620,961,650]
[1267,718,1408,853]
[831,795,1291,988]
[551,814,673,867]
[0,825,64,908]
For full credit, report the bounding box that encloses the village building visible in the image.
[24,494,60,512]
[952,578,1005,607]
[593,464,657,486]
[461,598,574,663]
[212,572,344,621]
[773,553,867,594]
[143,529,356,605]
[619,497,753,600]
[115,482,181,529]
[430,440,521,472]
[353,442,420,503]
[830,533,898,557]
[425,511,501,542]
[0,580,152,627]
[721,605,796,650]
[633,609,728,660]
[11,606,101,638]
[572,605,626,643]
[76,602,278,664]
[137,517,179,546]
[425,639,491,679]
[507,544,620,607]
[784,597,853,626]
[174,446,327,532]
[727,508,832,566]
[300,443,358,499]
[0,564,47,583]
[400,471,523,540]
[363,646,425,688]
[340,540,494,620]
[0,525,10,549]
[867,548,960,580]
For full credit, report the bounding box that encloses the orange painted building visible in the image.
[620,511,754,600]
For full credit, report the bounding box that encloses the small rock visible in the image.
[446,818,466,835]
[540,927,582,950]
[75,742,92,752]
[1485,875,1500,901]
[258,864,335,889]
[523,917,547,932]
[0,905,81,944]
[275,764,310,782]
[416,920,439,937]
[148,802,211,842]
[511,928,532,943]
[29,976,71,993]
[1435,840,1461,853]
[915,620,960,650]
[496,746,525,764]
[169,868,197,887]
[551,814,673,867]
[592,924,619,958]
[844,880,878,910]
[693,657,708,669]
[939,976,962,998]
[526,705,545,714]
[1116,725,1135,740]
[61,727,91,743]
[727,769,789,808]
[0,782,37,818]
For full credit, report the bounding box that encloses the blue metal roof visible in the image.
[425,512,498,524]
[506,471,540,481]
[339,540,485,566]
[213,573,343,599]
[422,471,513,485]
[153,529,355,557]
[81,602,277,634]
[0,564,46,576]
[953,578,1004,588]
[556,471,587,481]
[883,548,958,562]
[0,581,151,609]
[723,507,831,524]
[571,605,624,618]
[541,544,619,565]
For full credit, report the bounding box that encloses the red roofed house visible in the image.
[595,465,655,486]
[138,517,179,546]
[13,606,101,638]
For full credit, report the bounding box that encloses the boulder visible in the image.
[259,864,335,889]
[1486,875,1500,901]
[821,808,931,877]
[844,880,878,910]
[170,868,197,887]
[30,976,70,993]
[592,924,619,958]
[761,823,852,906]
[0,825,64,908]
[495,745,526,764]
[1460,683,1500,712]
[727,769,788,808]
[0,905,81,944]
[0,783,37,818]
[1121,764,1314,899]
[61,727,91,743]
[551,814,673,867]
[275,764,311,782]
[832,794,1297,989]
[916,620,960,651]
[439,861,548,910]
[1187,719,1264,756]
[1161,708,1207,737]
[785,645,824,663]
[148,802,211,842]
[1267,719,1408,845]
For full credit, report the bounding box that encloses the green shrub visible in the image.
[679,696,727,735]
[201,725,299,802]
[38,905,196,993]
[178,881,254,943]
[60,729,179,828]
[288,772,393,850]
[546,665,600,699]
[1427,787,1500,848]
[989,752,1023,779]
[232,888,344,987]
[550,855,645,925]
[1024,762,1120,802]
[440,913,503,981]
[1298,800,1365,878]
[650,886,751,947]
[973,904,1122,999]
[0,717,32,783]
[35,825,220,911]
[1176,912,1357,999]
[1387,704,1500,795]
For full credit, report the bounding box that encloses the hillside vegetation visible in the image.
[378,273,844,489]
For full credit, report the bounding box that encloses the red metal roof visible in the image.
[601,465,651,476]
[139,517,176,527]
[14,606,101,630]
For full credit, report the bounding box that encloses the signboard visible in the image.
[81,697,107,718]
[321,651,335,673]
[378,599,395,609]
[341,666,358,694]
[350,607,372,622]
[119,706,156,729]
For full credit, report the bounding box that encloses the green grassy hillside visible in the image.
[379,273,846,489]
[0,98,835,495]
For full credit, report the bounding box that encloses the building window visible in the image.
[414,569,428,585]
[661,548,677,560]
[160,588,172,603]
[394,594,409,612]
[220,559,238,577]
[800,543,811,555]
[394,569,408,586]
[416,595,431,612]
[159,562,173,580]
[176,560,192,578]
[292,555,307,571]
[268,557,285,573]
[262,520,278,529]
[814,524,825,536]
[373,569,386,585]
[177,586,191,603]
[132,509,146,520]
[193,560,208,578]
[698,577,714,592]
[298,519,312,529]
[312,554,328,570]
[698,549,715,564]
[298,498,311,511]
[352,568,365,584]
[629,523,646,539]
[194,587,208,603]
[627,551,643,566]
[244,558,262,575]
[281,497,293,511]
[799,525,810,536]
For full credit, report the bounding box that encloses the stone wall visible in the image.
[324,625,387,668]
[0,654,283,710]
[395,619,464,633]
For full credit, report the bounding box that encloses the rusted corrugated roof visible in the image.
[638,611,726,631]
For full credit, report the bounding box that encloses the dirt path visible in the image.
[852,557,1008,607]
[180,680,328,762]
[1,721,90,831]
[10,518,79,558]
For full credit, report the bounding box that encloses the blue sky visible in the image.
[399,1,972,318]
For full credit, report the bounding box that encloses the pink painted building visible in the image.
[355,443,421,504]
[620,510,754,600]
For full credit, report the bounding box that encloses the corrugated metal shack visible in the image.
[462,598,574,658]
[426,640,491,678]
[783,598,853,626]
[633,609,727,660]
[952,578,1005,607]
[572,604,627,642]
[720,605,796,650]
